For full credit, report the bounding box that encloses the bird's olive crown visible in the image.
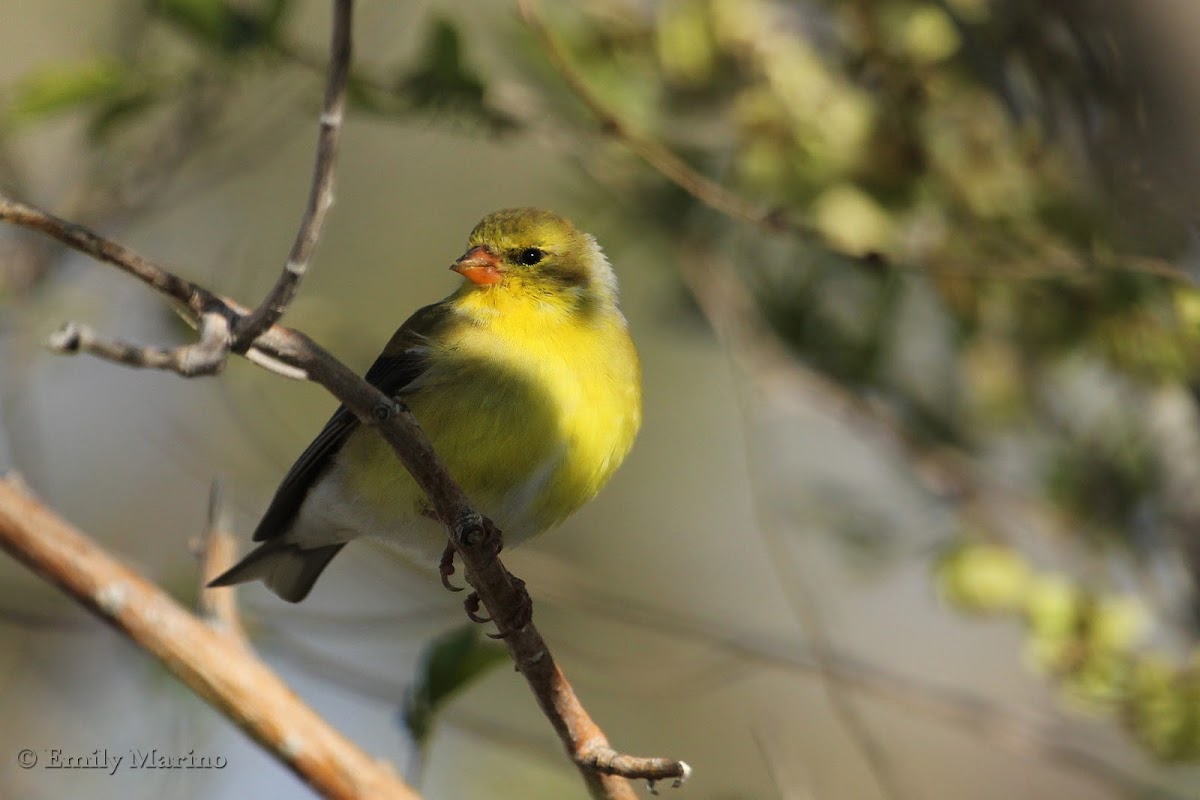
[463,208,620,306]
[467,208,585,272]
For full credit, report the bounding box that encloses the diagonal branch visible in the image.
[0,476,418,800]
[515,0,828,242]
[0,198,218,317]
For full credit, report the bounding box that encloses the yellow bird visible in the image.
[211,208,642,601]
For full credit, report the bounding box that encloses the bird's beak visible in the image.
[451,246,504,285]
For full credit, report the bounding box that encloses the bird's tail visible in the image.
[207,539,344,603]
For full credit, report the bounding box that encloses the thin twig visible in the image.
[47,314,231,376]
[515,0,813,240]
[579,746,691,794]
[0,476,418,800]
[232,0,353,350]
[675,258,910,798]
[674,245,1111,549]
[191,476,247,641]
[755,506,911,800]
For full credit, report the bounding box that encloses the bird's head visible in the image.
[451,208,618,310]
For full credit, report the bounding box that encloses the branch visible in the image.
[48,314,231,377]
[515,0,812,240]
[0,476,417,800]
[0,198,218,317]
[674,245,1085,548]
[232,0,352,350]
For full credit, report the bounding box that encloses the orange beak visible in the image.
[451,246,504,285]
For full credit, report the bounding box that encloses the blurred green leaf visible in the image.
[398,17,484,107]
[757,253,902,390]
[5,59,135,126]
[393,15,515,131]
[401,624,507,748]
[937,542,1032,614]
[1045,437,1158,531]
[86,87,160,141]
[656,0,716,87]
[148,0,293,55]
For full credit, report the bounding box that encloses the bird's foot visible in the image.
[470,517,504,561]
[446,517,528,637]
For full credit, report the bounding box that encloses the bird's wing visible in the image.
[251,301,455,542]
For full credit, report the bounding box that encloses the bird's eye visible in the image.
[517,247,545,266]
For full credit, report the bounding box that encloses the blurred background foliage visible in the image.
[6,0,1200,798]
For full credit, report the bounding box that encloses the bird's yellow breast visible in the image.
[343,287,641,541]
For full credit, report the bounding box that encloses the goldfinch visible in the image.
[210,208,641,602]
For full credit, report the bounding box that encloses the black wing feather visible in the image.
[251,302,451,542]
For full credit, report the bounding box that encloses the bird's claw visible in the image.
[464,591,491,624]
[439,542,464,592]
[486,573,531,640]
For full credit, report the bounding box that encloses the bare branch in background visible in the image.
[515,0,816,241]
[0,477,419,800]
[754,502,912,799]
[191,476,246,641]
[674,246,1124,552]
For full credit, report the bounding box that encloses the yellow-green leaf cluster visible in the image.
[940,542,1200,760]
